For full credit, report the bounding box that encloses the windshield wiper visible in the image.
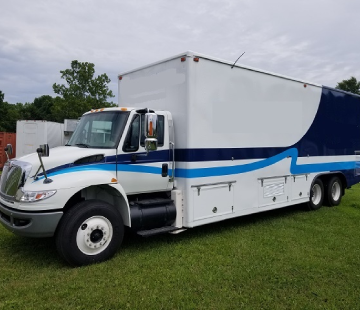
[75,143,90,148]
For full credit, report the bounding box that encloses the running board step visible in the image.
[137,226,180,237]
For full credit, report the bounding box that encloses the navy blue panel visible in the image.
[294,87,360,157]
[116,150,170,164]
[175,87,360,162]
[173,87,360,186]
[175,147,288,162]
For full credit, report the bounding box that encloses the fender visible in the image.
[109,182,131,227]
[24,170,130,220]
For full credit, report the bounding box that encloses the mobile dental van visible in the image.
[1,51,359,266]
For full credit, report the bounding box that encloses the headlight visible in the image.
[20,190,57,202]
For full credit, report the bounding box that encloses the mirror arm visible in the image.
[36,145,53,184]
[4,148,9,161]
[4,144,13,161]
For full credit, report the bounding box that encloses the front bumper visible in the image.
[0,202,63,237]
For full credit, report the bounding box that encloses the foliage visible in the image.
[52,60,116,121]
[335,76,360,95]
[0,91,22,132]
[0,61,116,131]
[32,95,55,120]
[0,185,360,309]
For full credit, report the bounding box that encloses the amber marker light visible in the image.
[194,57,199,62]
[120,107,127,111]
[111,178,118,183]
[149,121,153,136]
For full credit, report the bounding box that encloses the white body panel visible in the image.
[16,120,64,157]
[118,52,333,228]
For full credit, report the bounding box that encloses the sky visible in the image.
[1,0,360,104]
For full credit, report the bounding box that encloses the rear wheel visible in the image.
[307,179,324,211]
[56,200,124,266]
[326,176,342,206]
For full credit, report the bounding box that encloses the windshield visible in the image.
[67,111,129,148]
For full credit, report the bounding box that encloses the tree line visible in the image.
[0,60,116,132]
[0,62,359,133]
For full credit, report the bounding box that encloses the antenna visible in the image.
[231,52,245,69]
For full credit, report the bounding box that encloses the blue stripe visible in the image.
[36,148,354,183]
[175,148,355,178]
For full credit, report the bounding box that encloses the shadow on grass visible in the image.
[1,202,308,267]
[121,202,309,250]
[1,234,69,269]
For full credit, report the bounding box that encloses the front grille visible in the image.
[0,163,23,198]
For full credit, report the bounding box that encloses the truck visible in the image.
[1,51,360,266]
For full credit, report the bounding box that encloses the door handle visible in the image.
[162,164,168,177]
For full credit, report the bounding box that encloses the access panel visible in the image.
[192,181,235,222]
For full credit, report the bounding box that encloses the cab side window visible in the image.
[123,115,140,152]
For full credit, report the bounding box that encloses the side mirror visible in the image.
[144,113,158,152]
[4,144,13,157]
[37,144,50,157]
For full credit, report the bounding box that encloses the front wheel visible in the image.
[326,176,342,206]
[56,200,124,266]
[307,179,324,211]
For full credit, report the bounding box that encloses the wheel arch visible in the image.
[62,183,130,227]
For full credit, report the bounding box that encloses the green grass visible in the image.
[1,186,360,309]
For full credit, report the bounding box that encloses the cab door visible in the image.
[117,111,171,194]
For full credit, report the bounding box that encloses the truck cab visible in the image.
[0,107,179,266]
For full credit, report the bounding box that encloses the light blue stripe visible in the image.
[117,164,162,174]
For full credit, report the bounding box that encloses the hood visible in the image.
[13,146,117,177]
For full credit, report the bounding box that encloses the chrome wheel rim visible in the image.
[76,216,113,255]
[311,184,322,205]
[331,181,341,202]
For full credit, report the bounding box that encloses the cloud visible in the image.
[1,0,360,103]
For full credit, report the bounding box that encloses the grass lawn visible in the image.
[0,185,359,309]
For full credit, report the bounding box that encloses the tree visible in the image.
[32,95,55,120]
[0,91,22,132]
[53,60,116,117]
[335,77,360,95]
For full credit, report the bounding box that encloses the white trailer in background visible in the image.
[64,119,79,145]
[1,52,359,266]
[16,120,64,157]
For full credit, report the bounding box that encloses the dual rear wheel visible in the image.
[307,176,342,210]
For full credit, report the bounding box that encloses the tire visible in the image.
[307,179,324,211]
[56,200,124,266]
[326,176,342,207]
